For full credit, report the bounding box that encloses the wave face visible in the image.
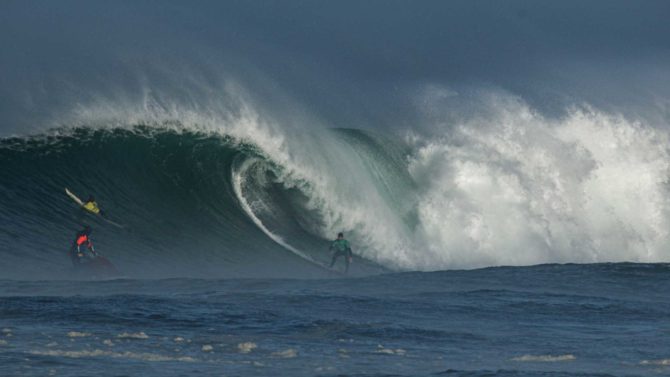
[2,98,670,278]
[0,125,401,278]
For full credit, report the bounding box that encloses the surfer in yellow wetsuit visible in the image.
[83,195,104,216]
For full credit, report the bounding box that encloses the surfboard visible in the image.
[65,188,125,228]
[65,188,85,206]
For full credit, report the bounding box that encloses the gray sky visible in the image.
[1,0,670,133]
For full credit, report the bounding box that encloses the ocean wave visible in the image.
[2,93,670,278]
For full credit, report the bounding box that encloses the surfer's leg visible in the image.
[330,252,339,267]
[69,246,79,266]
[344,249,352,273]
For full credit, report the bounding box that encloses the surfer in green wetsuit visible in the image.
[329,232,353,273]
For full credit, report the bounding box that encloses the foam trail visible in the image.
[232,157,328,268]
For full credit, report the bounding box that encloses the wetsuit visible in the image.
[329,238,353,272]
[83,201,101,215]
[69,230,96,266]
[76,201,103,226]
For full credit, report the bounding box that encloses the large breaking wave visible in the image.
[1,92,670,279]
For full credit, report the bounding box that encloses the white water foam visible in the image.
[375,345,406,356]
[641,359,670,366]
[271,348,298,358]
[30,349,196,362]
[405,94,670,269]
[116,331,149,339]
[512,354,576,362]
[237,342,257,353]
[67,331,92,338]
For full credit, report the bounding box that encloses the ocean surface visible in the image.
[1,263,670,376]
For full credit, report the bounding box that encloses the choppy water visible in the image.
[1,263,669,376]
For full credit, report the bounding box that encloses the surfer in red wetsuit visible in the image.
[69,225,97,266]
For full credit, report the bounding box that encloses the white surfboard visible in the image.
[65,188,85,206]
